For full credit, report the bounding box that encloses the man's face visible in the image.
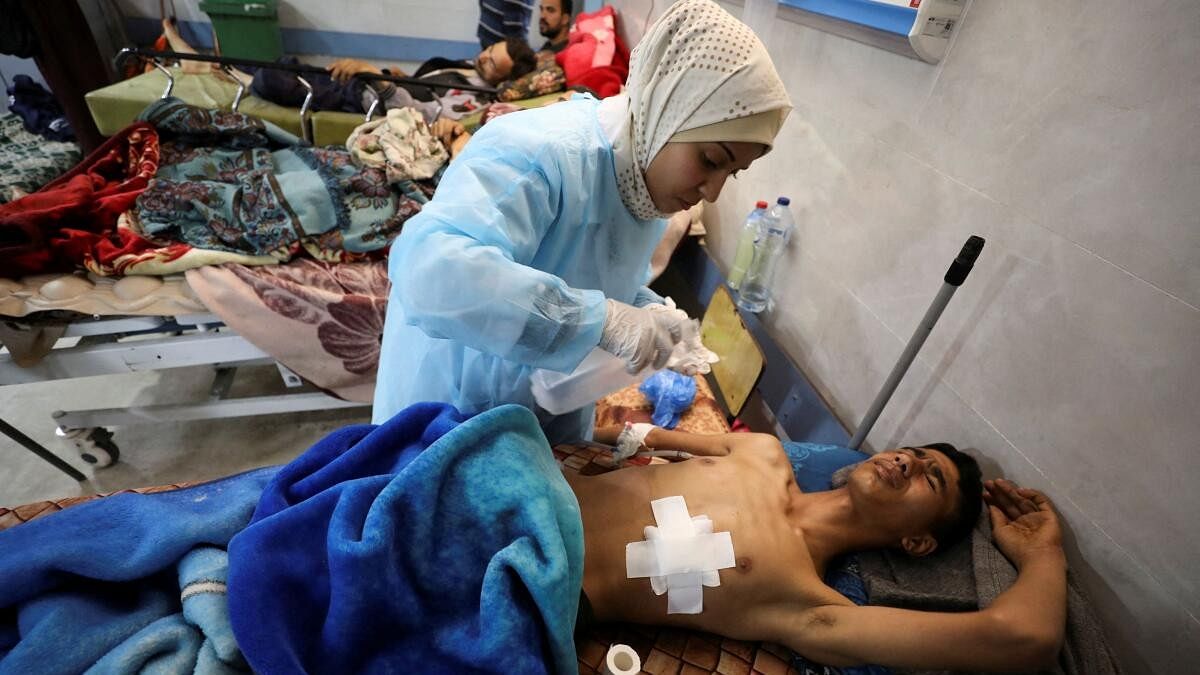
[539,0,569,39]
[847,447,962,542]
[643,141,766,213]
[476,41,514,85]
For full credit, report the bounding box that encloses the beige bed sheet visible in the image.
[0,272,205,318]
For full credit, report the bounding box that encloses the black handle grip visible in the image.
[944,235,985,286]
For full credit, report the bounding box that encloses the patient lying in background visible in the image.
[159,19,537,122]
[571,426,1068,672]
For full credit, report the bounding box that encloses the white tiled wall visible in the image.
[691,0,1198,671]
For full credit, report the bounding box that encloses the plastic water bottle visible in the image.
[737,197,794,313]
[727,200,769,290]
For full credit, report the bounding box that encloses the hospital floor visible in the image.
[0,365,371,506]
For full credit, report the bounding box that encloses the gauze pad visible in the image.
[660,298,719,376]
[625,496,736,614]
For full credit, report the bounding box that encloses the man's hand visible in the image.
[430,118,470,157]
[984,479,1064,569]
[327,58,380,83]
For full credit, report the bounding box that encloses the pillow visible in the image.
[594,375,729,435]
[556,5,630,98]
[783,441,869,492]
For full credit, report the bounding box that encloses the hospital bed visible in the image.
[0,236,1013,675]
[0,279,367,470]
[87,48,560,147]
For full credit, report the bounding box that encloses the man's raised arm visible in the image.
[592,425,780,458]
[782,479,1067,672]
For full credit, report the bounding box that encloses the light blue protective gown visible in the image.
[373,97,667,443]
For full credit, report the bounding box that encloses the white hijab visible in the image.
[599,0,792,220]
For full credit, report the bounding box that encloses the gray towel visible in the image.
[856,509,1121,675]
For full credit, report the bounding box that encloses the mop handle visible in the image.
[847,236,985,450]
[944,235,985,286]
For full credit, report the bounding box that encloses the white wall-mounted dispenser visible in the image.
[778,0,967,63]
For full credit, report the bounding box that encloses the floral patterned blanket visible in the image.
[131,98,438,265]
[0,112,80,204]
[0,99,440,278]
[186,259,389,402]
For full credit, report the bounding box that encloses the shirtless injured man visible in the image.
[576,424,1067,672]
[0,404,1067,673]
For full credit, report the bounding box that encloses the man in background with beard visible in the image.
[538,0,572,55]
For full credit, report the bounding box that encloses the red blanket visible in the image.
[556,5,629,98]
[0,123,159,278]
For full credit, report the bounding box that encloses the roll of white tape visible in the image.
[602,643,641,675]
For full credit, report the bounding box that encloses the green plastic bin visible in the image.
[199,0,283,62]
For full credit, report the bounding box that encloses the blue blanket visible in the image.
[0,468,275,674]
[227,402,585,675]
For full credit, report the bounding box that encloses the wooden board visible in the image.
[700,286,764,417]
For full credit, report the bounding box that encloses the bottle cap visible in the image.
[755,200,768,209]
[776,197,791,206]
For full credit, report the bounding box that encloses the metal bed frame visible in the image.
[1,314,367,472]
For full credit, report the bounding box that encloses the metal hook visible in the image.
[114,46,135,73]
[296,75,314,144]
[222,66,246,111]
[151,60,176,99]
[364,86,380,122]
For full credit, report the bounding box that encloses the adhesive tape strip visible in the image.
[602,644,641,675]
[625,496,737,614]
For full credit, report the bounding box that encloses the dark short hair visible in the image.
[504,37,539,80]
[919,442,982,550]
[560,0,573,16]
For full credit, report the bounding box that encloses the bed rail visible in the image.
[114,47,499,142]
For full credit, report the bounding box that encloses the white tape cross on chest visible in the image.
[625,496,736,614]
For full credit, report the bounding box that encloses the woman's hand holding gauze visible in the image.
[599,300,689,374]
[644,300,718,376]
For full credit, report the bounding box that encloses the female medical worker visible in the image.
[374,0,792,443]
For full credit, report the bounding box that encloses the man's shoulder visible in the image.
[716,433,794,480]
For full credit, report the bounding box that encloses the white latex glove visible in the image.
[666,322,720,376]
[640,298,693,333]
[598,299,689,374]
[645,298,720,377]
